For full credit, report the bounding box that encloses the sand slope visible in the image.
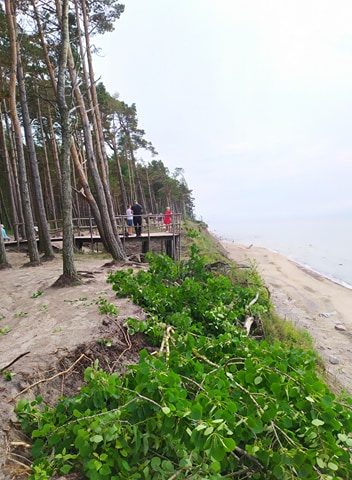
[222,241,352,393]
[0,252,146,478]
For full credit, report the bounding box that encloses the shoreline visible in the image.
[223,238,352,291]
[220,239,352,393]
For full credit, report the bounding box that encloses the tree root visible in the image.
[11,354,86,401]
[0,351,30,373]
[40,254,55,262]
[20,261,41,268]
[51,273,82,288]
[0,262,12,270]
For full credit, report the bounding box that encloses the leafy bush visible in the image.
[16,249,352,479]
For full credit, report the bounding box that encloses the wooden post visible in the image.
[89,210,93,252]
[172,215,176,260]
[178,214,181,260]
[122,215,126,250]
[147,214,151,254]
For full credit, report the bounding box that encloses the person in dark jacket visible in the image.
[131,201,143,236]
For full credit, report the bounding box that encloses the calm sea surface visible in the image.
[209,215,352,288]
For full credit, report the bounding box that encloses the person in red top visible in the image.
[163,207,172,232]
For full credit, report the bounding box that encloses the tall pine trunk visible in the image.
[112,135,128,212]
[54,0,79,285]
[17,51,54,260]
[3,100,24,238]
[4,0,40,265]
[0,104,19,241]
[37,96,58,230]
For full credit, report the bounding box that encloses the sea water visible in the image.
[209,214,352,288]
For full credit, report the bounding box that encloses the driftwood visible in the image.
[246,291,259,310]
[244,316,254,336]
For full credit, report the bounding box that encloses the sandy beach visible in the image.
[222,241,352,393]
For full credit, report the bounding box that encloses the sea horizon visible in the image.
[208,213,352,289]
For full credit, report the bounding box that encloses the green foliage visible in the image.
[262,310,314,351]
[185,228,200,239]
[184,221,313,351]
[183,221,226,263]
[2,369,15,381]
[97,297,119,316]
[109,247,269,341]
[31,290,43,299]
[0,325,11,335]
[16,250,352,479]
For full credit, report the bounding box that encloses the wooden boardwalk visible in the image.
[4,231,181,259]
[4,232,177,246]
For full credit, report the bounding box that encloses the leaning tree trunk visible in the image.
[17,52,54,260]
[67,47,126,261]
[54,0,79,285]
[4,0,40,265]
[79,0,119,239]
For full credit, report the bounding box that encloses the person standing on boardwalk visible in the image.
[1,224,10,241]
[131,201,143,236]
[126,205,133,236]
[163,207,172,232]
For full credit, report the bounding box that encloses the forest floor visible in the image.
[0,251,150,480]
[222,241,352,394]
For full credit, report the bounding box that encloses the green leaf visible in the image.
[161,406,171,415]
[254,376,263,385]
[204,426,214,436]
[312,419,325,427]
[195,423,207,431]
[91,435,103,443]
[316,457,326,469]
[190,403,203,420]
[60,464,71,474]
[222,437,236,452]
[150,456,161,470]
[210,439,226,461]
[327,462,338,471]
[161,460,174,472]
[210,460,221,473]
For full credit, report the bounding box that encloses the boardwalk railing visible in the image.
[5,213,183,260]
[66,213,181,238]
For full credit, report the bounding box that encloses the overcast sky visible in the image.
[94,0,352,223]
